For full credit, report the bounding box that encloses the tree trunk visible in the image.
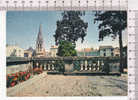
[119,31,123,73]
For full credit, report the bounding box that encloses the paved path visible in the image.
[7,72,127,96]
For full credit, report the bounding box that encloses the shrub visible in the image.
[57,40,77,57]
[54,61,65,73]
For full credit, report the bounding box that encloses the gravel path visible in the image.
[7,72,127,96]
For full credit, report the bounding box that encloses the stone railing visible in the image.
[32,56,120,73]
[6,57,32,74]
[6,56,120,74]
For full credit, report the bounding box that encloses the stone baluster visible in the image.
[46,62,48,70]
[48,62,50,71]
[44,64,46,70]
[97,60,100,71]
[36,62,39,68]
[93,63,96,71]
[101,60,104,71]
[89,63,92,71]
[82,60,85,70]
[85,60,88,70]
[91,61,93,71]
[46,62,47,70]
[45,63,47,70]
[52,61,54,71]
[50,61,52,71]
[87,61,89,70]
[80,61,83,71]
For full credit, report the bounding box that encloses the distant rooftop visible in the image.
[51,45,58,49]
[99,46,113,49]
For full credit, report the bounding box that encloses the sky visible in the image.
[6,11,127,51]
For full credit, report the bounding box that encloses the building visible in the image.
[35,24,46,57]
[50,45,58,57]
[24,47,34,58]
[77,48,99,57]
[6,45,24,57]
[45,51,51,57]
[113,47,120,57]
[99,46,114,57]
[24,50,32,58]
[87,50,99,57]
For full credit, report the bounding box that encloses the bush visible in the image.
[57,40,77,57]
[73,61,81,71]
[54,61,65,73]
[102,59,110,74]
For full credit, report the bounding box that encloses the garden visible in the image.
[7,67,43,88]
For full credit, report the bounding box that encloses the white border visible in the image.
[0,10,128,100]
[2,0,137,99]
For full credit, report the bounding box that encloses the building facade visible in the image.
[113,47,120,57]
[35,24,46,57]
[77,48,99,57]
[50,45,58,57]
[6,45,24,57]
[24,47,34,58]
[24,50,32,58]
[99,46,114,57]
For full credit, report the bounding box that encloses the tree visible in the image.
[57,40,77,57]
[54,11,88,45]
[94,11,127,73]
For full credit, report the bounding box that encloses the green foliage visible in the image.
[102,60,110,74]
[94,11,127,41]
[73,61,81,71]
[57,40,77,57]
[94,11,127,73]
[54,11,88,45]
[54,61,65,73]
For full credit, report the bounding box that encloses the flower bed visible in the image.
[7,70,31,88]
[7,67,43,88]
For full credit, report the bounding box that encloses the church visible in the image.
[35,24,46,57]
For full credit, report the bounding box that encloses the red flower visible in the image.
[26,74,30,78]
[11,73,16,77]
[25,76,28,80]
[11,82,15,87]
[20,72,24,76]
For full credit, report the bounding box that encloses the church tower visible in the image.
[35,24,46,57]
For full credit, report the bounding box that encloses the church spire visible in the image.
[35,24,45,57]
[37,24,43,42]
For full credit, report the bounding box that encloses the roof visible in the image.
[84,48,93,52]
[51,45,58,49]
[99,46,113,49]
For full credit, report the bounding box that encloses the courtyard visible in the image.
[7,72,127,96]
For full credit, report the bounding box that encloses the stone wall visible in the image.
[7,63,32,74]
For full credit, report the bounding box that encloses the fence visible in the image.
[32,56,120,74]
